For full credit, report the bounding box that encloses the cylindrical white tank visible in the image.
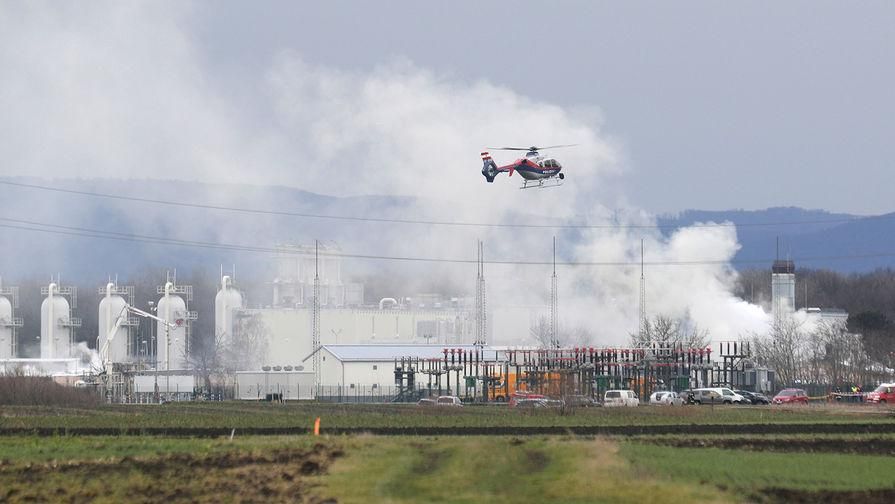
[157,282,188,370]
[215,276,243,348]
[98,283,130,363]
[41,283,73,359]
[0,295,13,359]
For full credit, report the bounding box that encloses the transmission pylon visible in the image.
[474,240,487,347]
[550,237,559,349]
[639,238,647,342]
[312,240,321,388]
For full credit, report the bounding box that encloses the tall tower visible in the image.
[771,239,796,324]
[474,240,487,346]
[312,241,321,387]
[550,237,559,348]
[639,239,647,342]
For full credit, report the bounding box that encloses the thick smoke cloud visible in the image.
[0,2,769,345]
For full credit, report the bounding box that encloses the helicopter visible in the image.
[480,144,575,189]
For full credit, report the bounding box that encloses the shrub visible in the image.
[0,370,99,407]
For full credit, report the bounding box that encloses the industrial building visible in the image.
[232,301,479,369]
[271,243,364,307]
[224,246,483,371]
[770,257,849,326]
[303,344,482,390]
[235,370,314,400]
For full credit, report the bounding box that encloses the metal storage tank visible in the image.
[214,275,243,348]
[98,283,131,363]
[157,282,188,370]
[0,295,14,359]
[40,283,74,359]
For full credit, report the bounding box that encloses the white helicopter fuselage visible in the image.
[516,151,562,180]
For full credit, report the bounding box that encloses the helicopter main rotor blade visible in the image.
[486,144,578,151]
[536,144,578,150]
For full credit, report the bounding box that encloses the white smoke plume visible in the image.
[73,341,103,373]
[0,2,770,345]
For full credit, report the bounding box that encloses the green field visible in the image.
[3,434,895,503]
[2,402,892,430]
[3,404,895,503]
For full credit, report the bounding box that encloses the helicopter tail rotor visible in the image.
[481,151,499,183]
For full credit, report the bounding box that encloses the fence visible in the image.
[314,384,447,403]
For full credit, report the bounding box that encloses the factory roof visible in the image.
[302,344,496,363]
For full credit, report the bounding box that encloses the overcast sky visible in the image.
[2,1,893,215]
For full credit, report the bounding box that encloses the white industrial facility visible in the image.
[303,344,480,389]
[0,278,22,359]
[771,258,849,326]
[155,280,197,371]
[40,282,81,359]
[97,283,138,364]
[0,240,860,402]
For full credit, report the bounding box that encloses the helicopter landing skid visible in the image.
[520,178,563,190]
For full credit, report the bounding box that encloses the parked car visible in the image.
[416,398,436,407]
[772,388,809,405]
[865,383,895,404]
[604,389,639,407]
[566,395,599,408]
[515,398,548,409]
[509,392,546,408]
[650,391,684,406]
[691,388,747,404]
[735,390,770,405]
[435,395,463,407]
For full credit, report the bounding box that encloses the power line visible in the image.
[0,179,870,230]
[2,216,895,267]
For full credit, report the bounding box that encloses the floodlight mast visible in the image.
[98,303,176,370]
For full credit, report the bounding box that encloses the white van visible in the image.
[603,389,639,407]
[692,387,746,404]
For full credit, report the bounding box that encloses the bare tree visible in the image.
[750,316,808,387]
[629,314,710,348]
[223,313,270,372]
[529,315,595,348]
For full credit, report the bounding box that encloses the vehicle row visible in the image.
[415,388,820,408]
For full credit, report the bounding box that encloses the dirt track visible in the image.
[2,422,895,437]
[1,443,343,503]
[645,436,895,455]
[756,487,895,504]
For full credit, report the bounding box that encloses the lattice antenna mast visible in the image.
[312,240,321,387]
[474,240,487,346]
[550,237,559,349]
[639,239,647,343]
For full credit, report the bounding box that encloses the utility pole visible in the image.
[312,240,321,390]
[639,239,646,343]
[474,240,487,347]
[550,237,559,349]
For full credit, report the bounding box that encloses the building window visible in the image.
[373,365,378,370]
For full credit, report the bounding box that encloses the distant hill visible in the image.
[658,208,895,272]
[1,178,893,285]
